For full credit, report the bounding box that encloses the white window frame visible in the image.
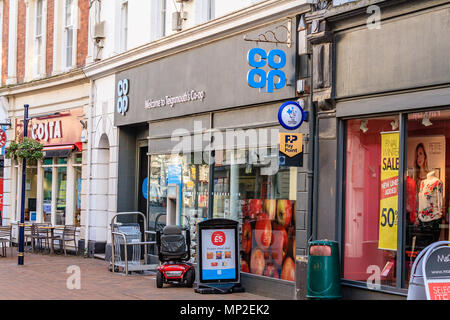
[63,0,77,70]
[34,0,45,77]
[120,0,128,52]
[150,0,166,41]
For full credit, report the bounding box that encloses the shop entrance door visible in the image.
[138,146,148,229]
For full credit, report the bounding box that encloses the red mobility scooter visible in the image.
[156,225,195,288]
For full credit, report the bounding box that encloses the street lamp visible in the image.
[17,104,29,265]
[16,106,61,265]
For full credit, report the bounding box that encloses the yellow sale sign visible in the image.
[379,132,399,251]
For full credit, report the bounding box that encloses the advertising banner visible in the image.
[201,228,237,281]
[378,132,399,251]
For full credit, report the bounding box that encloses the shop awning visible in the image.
[43,143,82,158]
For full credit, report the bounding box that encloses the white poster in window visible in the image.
[407,136,446,198]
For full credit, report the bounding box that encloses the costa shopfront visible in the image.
[12,108,84,227]
[111,9,311,299]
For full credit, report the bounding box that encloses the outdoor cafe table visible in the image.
[38,226,65,254]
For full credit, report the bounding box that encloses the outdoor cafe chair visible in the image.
[24,224,33,252]
[60,225,77,256]
[31,223,51,253]
[0,225,13,257]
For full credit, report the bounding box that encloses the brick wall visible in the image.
[16,0,25,83]
[77,0,89,67]
[46,0,54,76]
[1,0,9,85]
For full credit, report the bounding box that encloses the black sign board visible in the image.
[195,219,244,294]
[425,246,450,280]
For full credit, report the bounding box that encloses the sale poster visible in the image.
[378,132,399,251]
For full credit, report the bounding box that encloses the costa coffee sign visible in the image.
[31,120,62,142]
[15,108,84,146]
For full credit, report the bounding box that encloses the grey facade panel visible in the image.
[335,4,450,99]
[317,126,337,241]
[336,86,450,118]
[114,20,297,126]
[149,114,211,138]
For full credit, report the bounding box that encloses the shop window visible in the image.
[73,153,82,227]
[148,153,209,230]
[344,116,399,287]
[405,110,450,286]
[42,157,68,225]
[43,167,52,223]
[25,167,38,222]
[55,167,67,225]
[214,148,297,282]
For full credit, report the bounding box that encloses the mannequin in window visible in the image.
[416,170,443,249]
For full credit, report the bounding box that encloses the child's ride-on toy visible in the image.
[156,225,195,288]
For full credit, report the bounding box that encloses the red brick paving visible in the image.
[0,248,269,300]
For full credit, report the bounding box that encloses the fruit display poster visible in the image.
[201,228,237,281]
[378,132,399,251]
[241,199,296,281]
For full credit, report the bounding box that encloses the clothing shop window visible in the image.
[404,110,450,286]
[343,111,450,291]
[213,147,297,282]
[344,116,399,287]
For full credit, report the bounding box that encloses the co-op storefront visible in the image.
[111,16,311,299]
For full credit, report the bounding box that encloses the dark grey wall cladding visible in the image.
[335,5,450,98]
[114,20,297,126]
[317,116,337,241]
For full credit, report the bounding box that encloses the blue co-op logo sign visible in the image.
[247,48,287,93]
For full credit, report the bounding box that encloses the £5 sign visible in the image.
[211,231,226,246]
[247,48,287,93]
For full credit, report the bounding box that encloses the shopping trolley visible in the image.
[109,212,158,275]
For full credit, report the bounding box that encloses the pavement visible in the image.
[0,248,269,300]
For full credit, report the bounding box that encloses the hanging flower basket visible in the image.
[5,137,44,162]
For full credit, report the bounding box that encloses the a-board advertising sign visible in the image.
[197,219,240,285]
[423,242,450,300]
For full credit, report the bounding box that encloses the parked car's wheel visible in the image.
[156,271,164,288]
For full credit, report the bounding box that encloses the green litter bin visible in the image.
[306,240,342,300]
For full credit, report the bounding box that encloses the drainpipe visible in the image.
[307,40,316,243]
[307,96,316,242]
[84,79,94,256]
